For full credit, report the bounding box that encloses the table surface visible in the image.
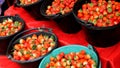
[0,5,120,68]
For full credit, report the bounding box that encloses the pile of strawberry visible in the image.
[13,34,56,61]
[20,0,38,5]
[0,18,22,36]
[46,50,96,68]
[77,0,120,27]
[46,0,78,15]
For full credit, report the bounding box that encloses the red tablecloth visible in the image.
[0,6,120,68]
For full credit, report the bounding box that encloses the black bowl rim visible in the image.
[16,0,43,7]
[40,0,75,19]
[7,31,58,63]
[72,0,120,30]
[0,16,25,40]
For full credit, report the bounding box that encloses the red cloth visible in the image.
[0,6,120,68]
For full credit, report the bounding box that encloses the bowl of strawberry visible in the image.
[0,15,25,54]
[73,0,120,47]
[40,0,81,33]
[15,0,44,19]
[6,27,58,66]
[39,45,101,68]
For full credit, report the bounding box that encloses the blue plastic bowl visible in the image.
[39,44,101,68]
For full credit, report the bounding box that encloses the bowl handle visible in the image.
[38,27,52,33]
[88,44,95,51]
[6,27,52,57]
[14,0,20,7]
[88,44,100,68]
[15,14,20,17]
[47,13,60,20]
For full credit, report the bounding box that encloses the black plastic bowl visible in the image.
[73,0,120,47]
[40,0,81,33]
[6,27,58,64]
[15,0,44,20]
[0,15,25,54]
